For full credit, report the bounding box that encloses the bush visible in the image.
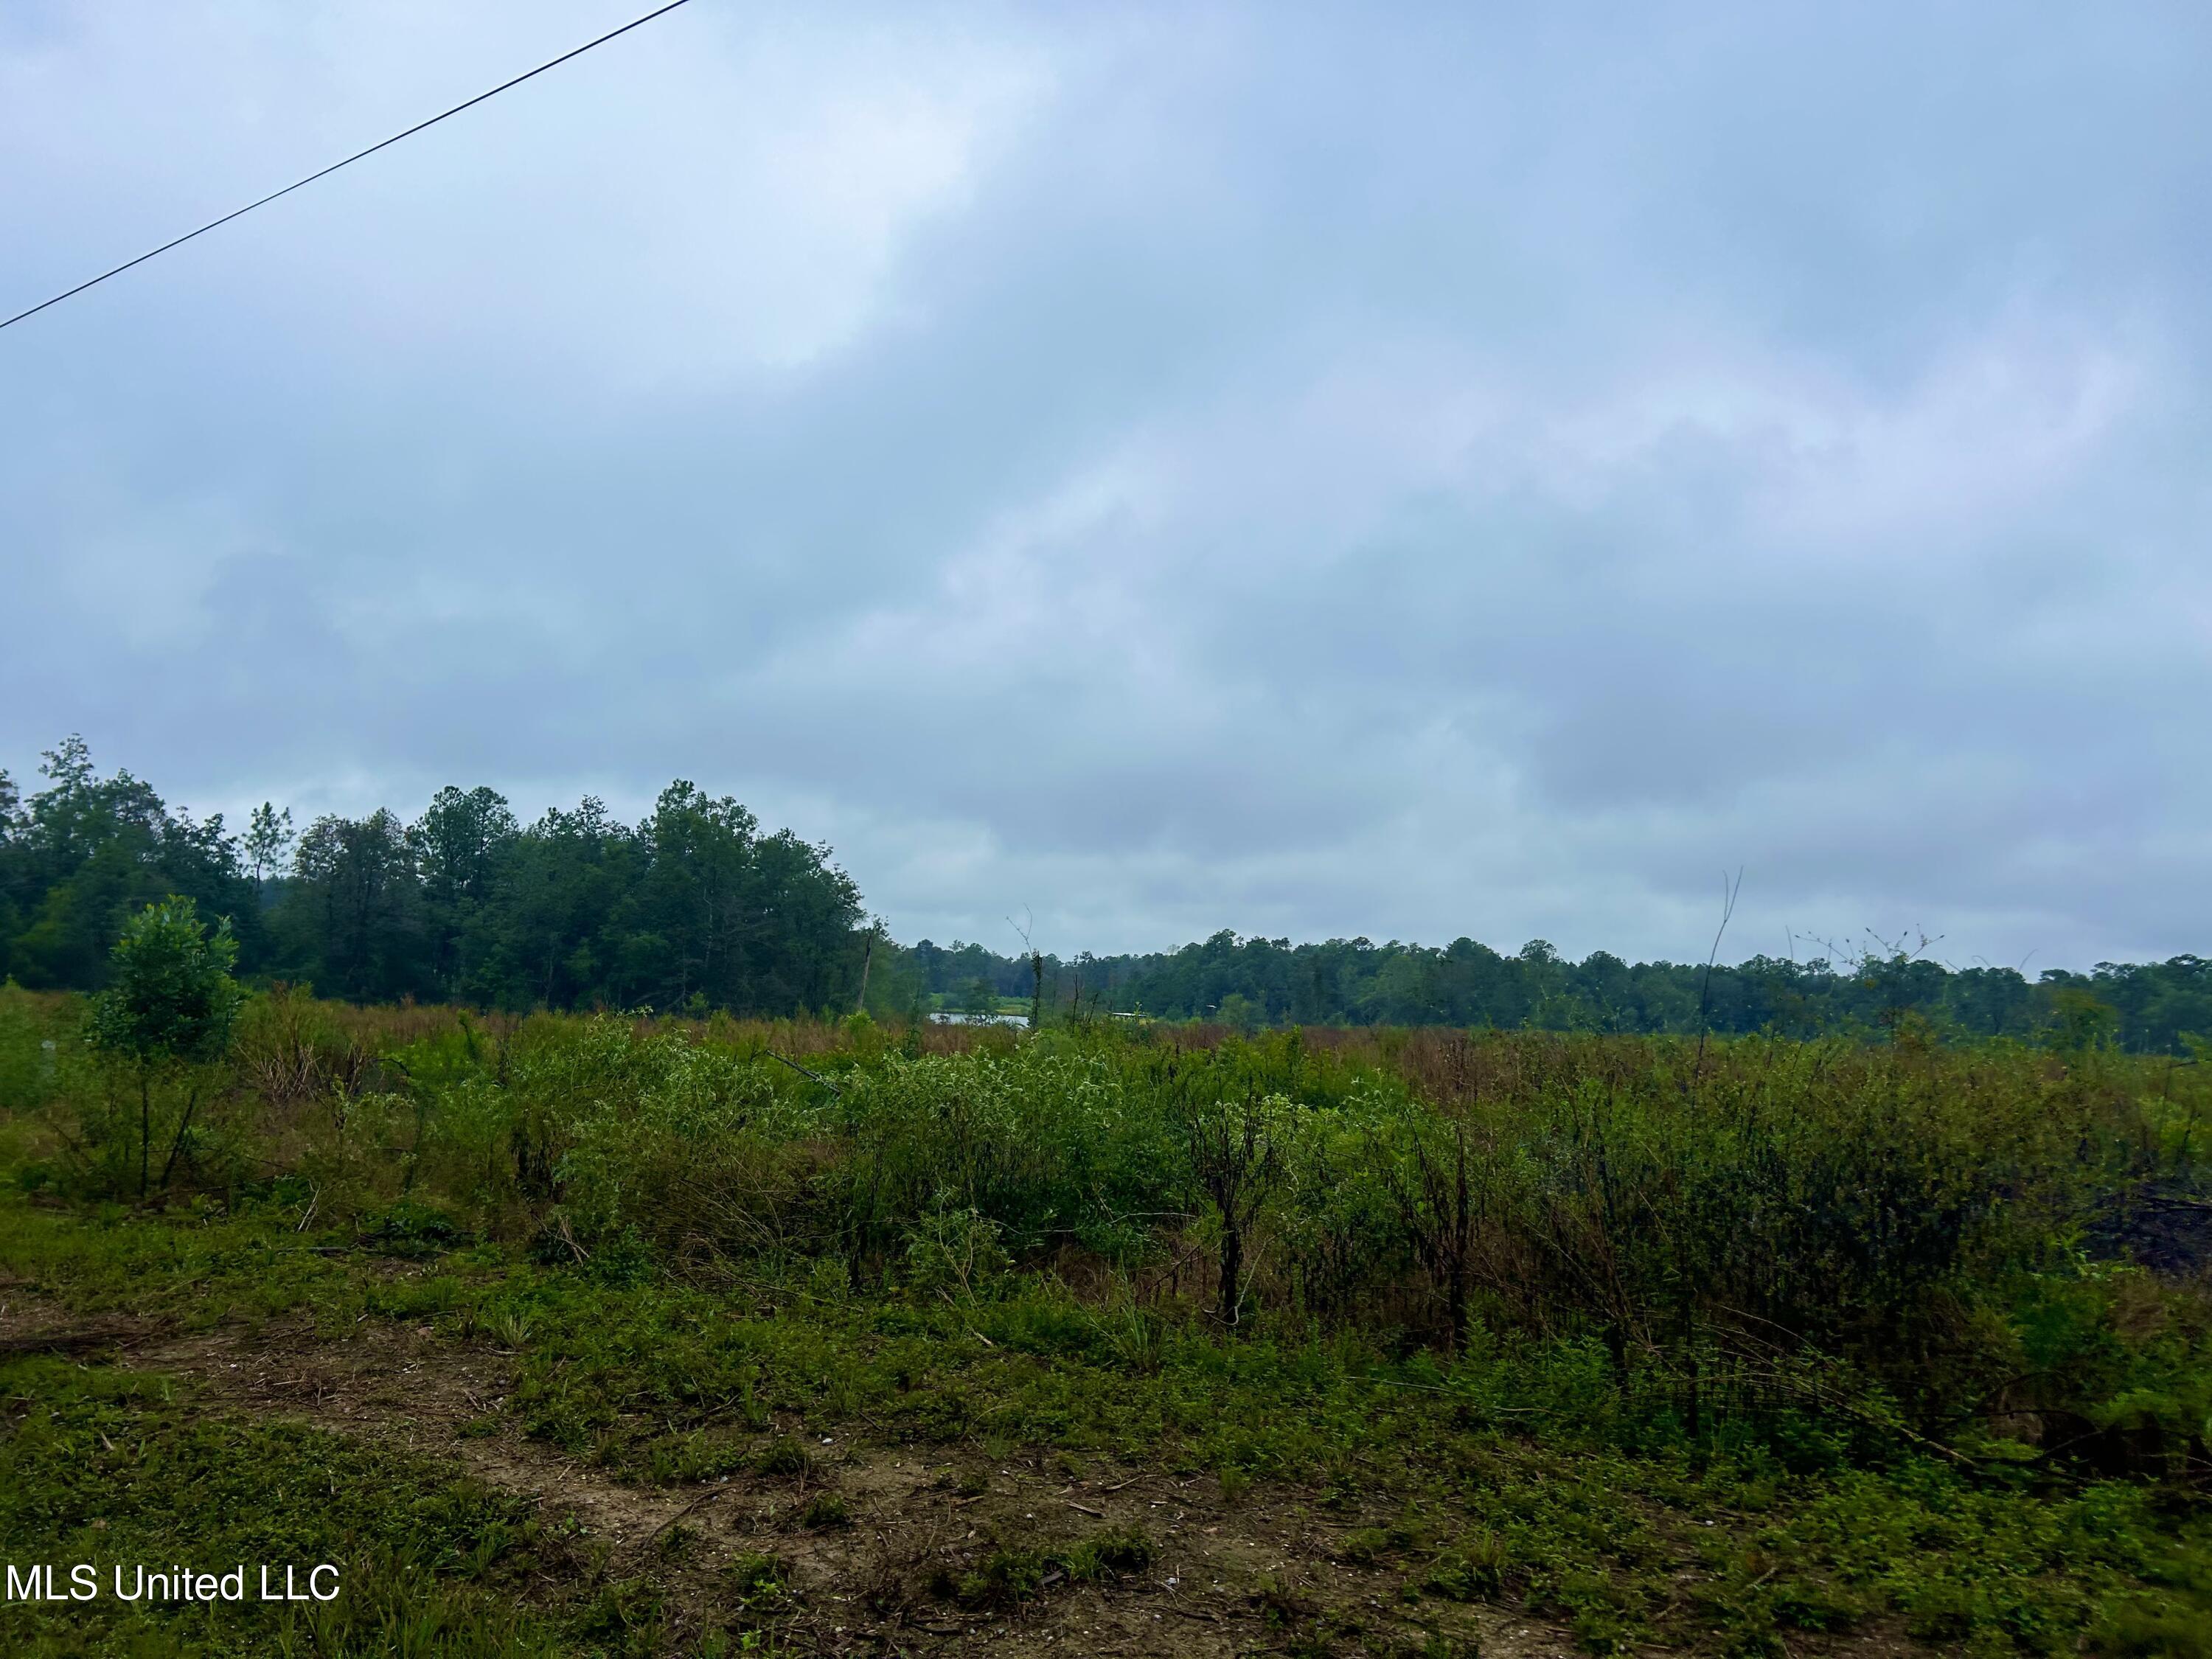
[77,898,244,1199]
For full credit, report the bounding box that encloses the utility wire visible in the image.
[0,0,695,333]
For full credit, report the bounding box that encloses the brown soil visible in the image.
[0,1290,1579,1657]
[2,1289,1927,1659]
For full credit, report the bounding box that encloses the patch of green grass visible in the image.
[0,1354,568,1658]
[752,1437,815,1480]
[936,1525,1155,1610]
[1421,1533,1506,1601]
[2096,1596,2212,1658]
[1340,1526,1391,1565]
[360,1197,473,1259]
[721,1551,794,1622]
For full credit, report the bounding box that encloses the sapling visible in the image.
[86,896,243,1196]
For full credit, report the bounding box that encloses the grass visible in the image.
[935,1525,1153,1609]
[0,1352,568,1658]
[1,983,2210,1653]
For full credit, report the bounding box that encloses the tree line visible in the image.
[911,929,2210,1053]
[6,738,2206,1048]
[0,739,872,1016]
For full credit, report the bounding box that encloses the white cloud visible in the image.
[4,1,2209,967]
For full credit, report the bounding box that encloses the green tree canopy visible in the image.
[85,895,244,1196]
[87,896,243,1068]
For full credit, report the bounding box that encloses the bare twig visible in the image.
[765,1049,841,1098]
[1693,867,1744,1079]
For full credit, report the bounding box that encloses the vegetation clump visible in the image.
[1,962,2210,1653]
[7,737,2212,1044]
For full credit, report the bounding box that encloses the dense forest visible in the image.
[0,739,872,1017]
[5,738,2208,1050]
[916,932,2212,1052]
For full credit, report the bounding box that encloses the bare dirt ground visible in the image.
[1,1290,1579,1657]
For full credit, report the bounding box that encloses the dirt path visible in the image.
[1,1291,1576,1656]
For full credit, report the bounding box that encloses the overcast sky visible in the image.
[3,2,2207,967]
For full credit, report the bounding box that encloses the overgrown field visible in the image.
[2,982,2209,1656]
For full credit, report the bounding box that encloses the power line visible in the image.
[0,0,696,334]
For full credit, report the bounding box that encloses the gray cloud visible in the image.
[4,0,2208,966]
